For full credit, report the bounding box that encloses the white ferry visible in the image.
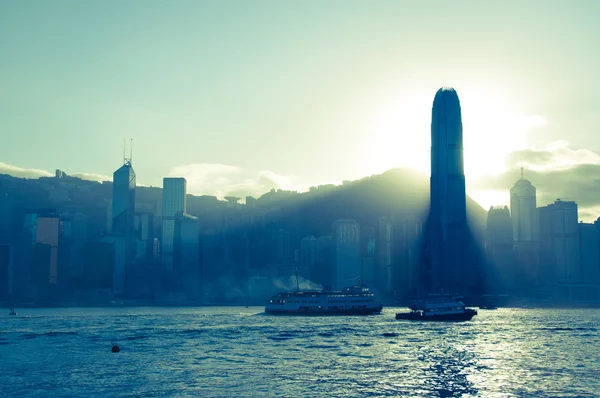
[395,295,477,321]
[265,285,383,315]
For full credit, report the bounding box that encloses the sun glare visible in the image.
[366,85,539,179]
[363,83,543,208]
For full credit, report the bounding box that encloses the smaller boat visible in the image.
[479,305,497,310]
[9,304,17,316]
[396,295,477,321]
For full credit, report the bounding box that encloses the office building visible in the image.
[162,178,187,271]
[112,159,136,261]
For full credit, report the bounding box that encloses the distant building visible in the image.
[0,194,13,241]
[510,175,537,242]
[579,222,600,300]
[135,212,154,260]
[300,236,318,266]
[485,206,514,293]
[162,178,187,271]
[538,199,580,298]
[23,213,38,246]
[112,160,136,261]
[510,174,539,293]
[0,244,14,301]
[97,235,127,296]
[377,217,394,298]
[173,212,200,299]
[36,210,60,285]
[332,219,361,290]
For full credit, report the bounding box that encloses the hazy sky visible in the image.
[1,1,600,218]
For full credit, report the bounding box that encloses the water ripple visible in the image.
[1,307,600,397]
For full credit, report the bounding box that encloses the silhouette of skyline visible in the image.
[2,2,600,221]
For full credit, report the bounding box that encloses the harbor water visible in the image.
[1,307,599,397]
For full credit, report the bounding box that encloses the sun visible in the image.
[364,84,540,209]
[459,86,529,179]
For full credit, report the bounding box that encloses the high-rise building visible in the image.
[173,212,200,299]
[36,210,60,285]
[510,173,537,242]
[332,219,361,290]
[485,206,514,292]
[112,159,136,261]
[0,244,14,301]
[162,177,186,270]
[300,236,318,266]
[538,200,580,294]
[427,87,470,294]
[98,235,127,296]
[134,212,154,260]
[509,172,539,293]
[579,222,600,292]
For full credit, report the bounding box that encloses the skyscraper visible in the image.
[36,210,60,285]
[427,87,468,294]
[510,171,539,293]
[332,219,361,290]
[112,159,136,262]
[485,206,514,292]
[510,172,537,242]
[538,199,580,286]
[162,177,187,270]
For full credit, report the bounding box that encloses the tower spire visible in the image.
[123,138,132,166]
[520,163,524,180]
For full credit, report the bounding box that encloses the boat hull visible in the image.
[395,309,477,321]
[265,306,382,316]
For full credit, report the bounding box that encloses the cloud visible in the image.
[470,142,600,221]
[0,162,53,179]
[168,163,301,199]
[0,162,114,183]
[504,140,600,171]
[70,172,112,182]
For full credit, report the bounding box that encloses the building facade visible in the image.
[427,87,472,295]
[112,161,136,261]
[162,178,187,271]
[332,219,361,290]
[485,206,514,293]
[538,200,580,298]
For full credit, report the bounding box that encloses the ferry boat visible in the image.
[395,295,477,321]
[265,285,383,315]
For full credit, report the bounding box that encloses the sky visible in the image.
[1,1,600,220]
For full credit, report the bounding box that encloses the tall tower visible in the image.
[112,153,136,262]
[510,171,538,293]
[162,177,187,271]
[510,171,537,243]
[428,87,468,294]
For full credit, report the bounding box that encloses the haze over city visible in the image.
[2,1,600,220]
[4,2,600,397]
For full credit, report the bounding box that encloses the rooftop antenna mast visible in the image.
[520,163,524,180]
[123,138,133,166]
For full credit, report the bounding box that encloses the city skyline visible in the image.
[2,1,600,219]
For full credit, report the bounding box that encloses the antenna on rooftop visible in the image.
[520,163,524,180]
[123,138,132,166]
